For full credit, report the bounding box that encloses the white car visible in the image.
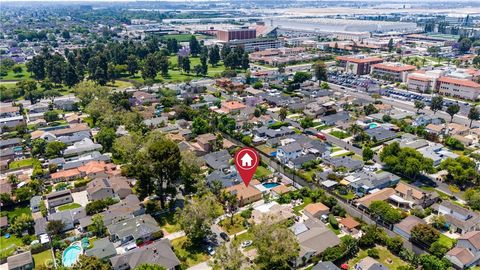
[206,246,216,255]
[241,240,252,248]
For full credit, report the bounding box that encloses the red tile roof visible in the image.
[336,55,383,64]
[372,63,416,72]
[437,76,480,88]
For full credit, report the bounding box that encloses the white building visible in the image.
[435,76,480,100]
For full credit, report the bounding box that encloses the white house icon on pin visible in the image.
[241,153,253,167]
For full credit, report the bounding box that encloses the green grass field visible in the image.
[33,249,54,269]
[219,214,246,235]
[1,205,32,221]
[0,64,31,81]
[0,234,23,259]
[254,166,272,180]
[9,158,41,169]
[171,236,210,268]
[159,34,211,42]
[347,246,408,270]
[58,203,82,211]
[158,212,182,234]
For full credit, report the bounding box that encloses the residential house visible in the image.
[319,111,350,126]
[203,150,231,170]
[355,188,396,209]
[312,262,341,270]
[445,231,480,269]
[418,144,459,166]
[63,138,102,157]
[7,251,33,270]
[86,176,131,202]
[432,201,480,234]
[53,96,79,111]
[0,115,25,129]
[291,219,340,267]
[85,237,117,260]
[365,127,397,142]
[194,133,217,153]
[288,154,317,169]
[206,167,241,188]
[324,156,364,172]
[0,105,20,118]
[412,115,443,127]
[349,171,401,196]
[393,215,426,239]
[47,207,86,231]
[354,256,389,270]
[225,180,262,207]
[276,143,303,164]
[426,123,446,135]
[220,101,246,114]
[0,138,21,150]
[339,217,361,234]
[303,202,330,220]
[110,239,180,270]
[251,202,295,224]
[46,190,73,208]
[30,196,42,213]
[131,91,159,105]
[390,182,438,209]
[107,214,161,245]
[143,116,167,128]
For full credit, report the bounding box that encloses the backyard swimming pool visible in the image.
[262,182,280,189]
[62,242,83,267]
[368,123,379,129]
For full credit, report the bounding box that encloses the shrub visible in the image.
[367,248,379,259]
[328,214,339,230]
[240,209,252,219]
[151,230,164,240]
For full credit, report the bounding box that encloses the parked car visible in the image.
[241,240,252,248]
[220,232,230,242]
[206,246,216,255]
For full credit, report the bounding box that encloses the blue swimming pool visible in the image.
[262,183,280,189]
[62,242,83,267]
[368,123,378,129]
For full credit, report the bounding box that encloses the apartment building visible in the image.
[371,62,416,82]
[336,55,383,75]
[435,76,480,101]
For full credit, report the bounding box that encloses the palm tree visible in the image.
[348,123,363,137]
[468,106,480,128]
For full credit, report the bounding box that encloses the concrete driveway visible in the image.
[71,190,89,206]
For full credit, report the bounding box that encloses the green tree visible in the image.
[414,100,425,114]
[388,38,394,52]
[446,104,460,123]
[420,254,450,270]
[369,200,404,224]
[192,117,211,135]
[362,147,374,161]
[313,60,327,82]
[45,141,67,158]
[126,55,139,76]
[26,55,46,80]
[71,255,112,270]
[142,53,159,80]
[293,71,312,83]
[46,220,65,236]
[176,193,223,244]
[31,138,47,157]
[278,107,288,121]
[209,45,221,67]
[411,224,440,247]
[211,242,246,270]
[95,127,117,152]
[458,37,472,54]
[89,214,106,237]
[430,96,443,115]
[464,188,480,211]
[440,156,479,187]
[468,106,480,128]
[44,110,59,122]
[11,213,34,236]
[189,36,201,56]
[252,218,299,270]
[380,142,434,180]
[182,56,191,74]
[180,150,201,194]
[64,64,80,88]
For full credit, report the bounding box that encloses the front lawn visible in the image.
[254,166,272,180]
[293,197,312,214]
[437,234,455,249]
[219,214,247,235]
[0,234,23,259]
[171,236,210,268]
[330,130,350,139]
[33,249,54,269]
[347,246,408,270]
[158,212,181,234]
[1,205,32,221]
[58,203,82,211]
[9,158,41,169]
[232,231,255,251]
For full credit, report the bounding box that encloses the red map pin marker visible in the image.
[234,147,259,187]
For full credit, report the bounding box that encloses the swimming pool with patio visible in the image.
[62,241,83,267]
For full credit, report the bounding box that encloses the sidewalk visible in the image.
[164,230,185,240]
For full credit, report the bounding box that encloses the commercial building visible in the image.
[336,55,383,75]
[435,76,480,101]
[371,62,416,82]
[223,38,283,52]
[216,28,256,42]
